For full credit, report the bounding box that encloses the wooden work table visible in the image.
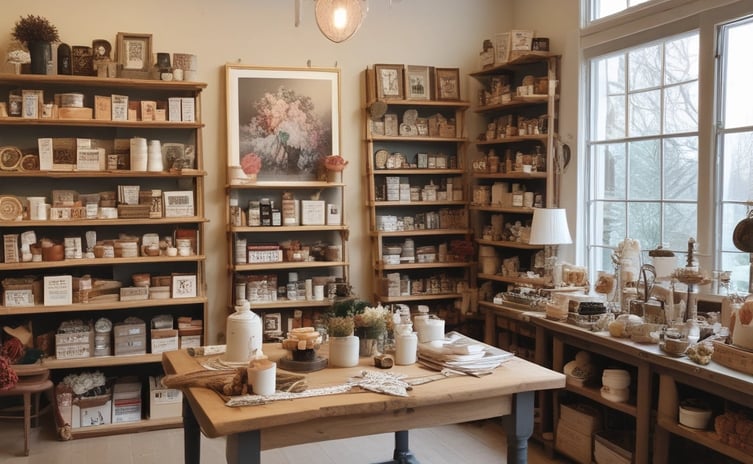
[162,343,565,464]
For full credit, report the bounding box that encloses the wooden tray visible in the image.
[711,341,753,375]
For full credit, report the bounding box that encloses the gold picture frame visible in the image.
[374,64,404,100]
[116,32,153,77]
[435,67,461,101]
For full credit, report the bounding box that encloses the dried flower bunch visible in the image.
[326,316,354,337]
[12,14,60,45]
[354,304,389,332]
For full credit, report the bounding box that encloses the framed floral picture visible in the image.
[435,67,461,101]
[116,32,152,74]
[225,65,341,181]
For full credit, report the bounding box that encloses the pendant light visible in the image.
[314,0,365,43]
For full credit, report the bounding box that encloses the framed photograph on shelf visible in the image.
[171,274,197,298]
[435,68,461,101]
[511,30,534,51]
[162,190,195,217]
[225,65,340,181]
[494,32,511,64]
[374,64,404,100]
[404,65,432,100]
[116,32,153,77]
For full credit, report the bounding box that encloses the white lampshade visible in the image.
[315,0,365,43]
[529,208,572,245]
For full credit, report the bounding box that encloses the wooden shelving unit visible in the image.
[362,65,475,329]
[0,74,208,438]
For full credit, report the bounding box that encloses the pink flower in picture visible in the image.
[240,153,262,174]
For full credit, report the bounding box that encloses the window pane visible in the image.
[723,20,753,128]
[628,90,660,136]
[663,202,697,251]
[596,201,626,247]
[721,202,749,252]
[721,132,753,202]
[589,0,652,23]
[592,143,626,200]
[628,202,660,248]
[665,34,698,85]
[664,82,698,133]
[721,252,751,294]
[591,56,626,141]
[627,140,660,200]
[663,136,698,200]
[628,45,661,91]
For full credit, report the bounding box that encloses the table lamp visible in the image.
[529,208,572,286]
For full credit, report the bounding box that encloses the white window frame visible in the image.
[580,1,753,283]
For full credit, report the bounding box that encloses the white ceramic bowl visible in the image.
[679,400,712,429]
[602,369,631,390]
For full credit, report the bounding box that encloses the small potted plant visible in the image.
[11,15,59,75]
[354,304,389,357]
[323,154,348,182]
[326,316,359,368]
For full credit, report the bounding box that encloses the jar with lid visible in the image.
[229,198,242,227]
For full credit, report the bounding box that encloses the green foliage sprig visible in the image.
[326,316,355,338]
[12,15,60,45]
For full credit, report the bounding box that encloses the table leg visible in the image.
[375,430,420,464]
[502,391,534,464]
[183,397,201,464]
[226,430,261,464]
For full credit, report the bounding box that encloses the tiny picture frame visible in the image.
[116,32,153,74]
[435,68,461,101]
[171,274,197,298]
[405,65,432,100]
[163,190,195,217]
[494,32,511,64]
[511,30,534,51]
[374,64,405,100]
[263,313,282,337]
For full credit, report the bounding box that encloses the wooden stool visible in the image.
[0,364,53,456]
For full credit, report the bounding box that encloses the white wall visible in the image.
[1,0,579,342]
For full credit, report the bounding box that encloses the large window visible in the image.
[718,17,753,292]
[586,33,699,274]
[583,1,753,293]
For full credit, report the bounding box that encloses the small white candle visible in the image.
[247,359,276,396]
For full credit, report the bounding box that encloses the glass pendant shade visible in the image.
[315,0,364,43]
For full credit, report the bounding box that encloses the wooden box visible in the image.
[556,419,593,464]
[594,431,634,464]
[560,403,602,433]
[114,320,147,356]
[55,326,93,360]
[150,328,179,354]
[711,341,753,375]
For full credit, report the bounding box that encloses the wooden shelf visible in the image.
[42,352,165,369]
[232,261,348,272]
[372,228,472,237]
[0,73,206,90]
[0,296,207,316]
[0,117,203,129]
[373,200,467,207]
[475,135,548,145]
[376,293,463,303]
[371,168,465,175]
[368,135,467,143]
[471,171,548,179]
[475,238,544,249]
[230,225,348,233]
[657,417,752,463]
[0,254,206,271]
[469,205,536,214]
[0,217,207,228]
[226,180,343,189]
[60,416,183,441]
[0,169,206,178]
[378,261,471,271]
[363,99,470,109]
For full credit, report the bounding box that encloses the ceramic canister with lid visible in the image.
[222,299,263,364]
